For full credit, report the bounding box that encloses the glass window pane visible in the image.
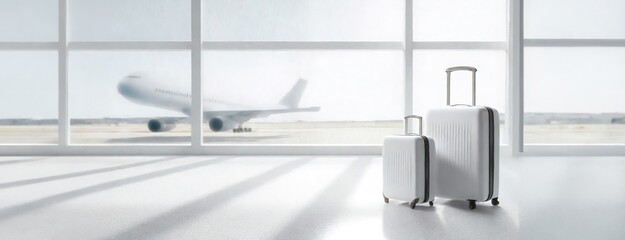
[525,0,625,39]
[68,0,191,41]
[524,47,625,144]
[202,0,403,41]
[413,50,507,143]
[0,52,58,144]
[202,51,403,144]
[69,51,191,145]
[413,0,507,41]
[0,0,58,42]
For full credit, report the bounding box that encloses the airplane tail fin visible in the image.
[279,78,308,109]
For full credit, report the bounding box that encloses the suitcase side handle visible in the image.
[404,115,422,135]
[446,66,477,106]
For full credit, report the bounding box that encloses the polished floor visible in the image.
[0,155,624,240]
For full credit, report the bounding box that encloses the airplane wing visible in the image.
[203,107,320,121]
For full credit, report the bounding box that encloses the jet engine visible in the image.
[209,117,239,132]
[147,119,176,132]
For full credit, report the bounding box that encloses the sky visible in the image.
[0,0,624,121]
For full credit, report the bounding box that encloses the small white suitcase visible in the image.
[426,66,499,210]
[383,115,437,209]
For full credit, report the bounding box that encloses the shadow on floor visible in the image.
[0,156,232,223]
[383,203,444,240]
[439,199,519,240]
[0,157,178,189]
[0,157,49,166]
[105,157,314,240]
[440,199,505,215]
[384,198,519,240]
[270,157,373,240]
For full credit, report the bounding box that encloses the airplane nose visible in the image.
[117,78,136,98]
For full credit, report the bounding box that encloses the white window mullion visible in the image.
[201,42,402,50]
[58,0,69,146]
[0,42,58,50]
[68,42,192,50]
[524,39,625,47]
[412,42,507,50]
[509,0,524,153]
[404,0,414,116]
[191,0,203,147]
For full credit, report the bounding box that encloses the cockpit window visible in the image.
[127,75,139,78]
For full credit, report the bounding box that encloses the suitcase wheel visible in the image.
[410,199,419,209]
[429,201,434,206]
[468,200,477,210]
[491,197,499,206]
[383,195,389,204]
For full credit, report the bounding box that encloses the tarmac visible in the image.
[0,122,624,145]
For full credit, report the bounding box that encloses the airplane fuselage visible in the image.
[118,74,264,116]
[117,73,320,132]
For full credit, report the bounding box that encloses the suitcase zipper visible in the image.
[421,136,430,204]
[484,107,495,201]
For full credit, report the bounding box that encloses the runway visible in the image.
[0,121,404,145]
[1,122,624,144]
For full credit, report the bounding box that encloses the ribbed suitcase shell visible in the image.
[383,135,437,206]
[426,106,499,202]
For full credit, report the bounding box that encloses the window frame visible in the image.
[2,0,620,155]
[519,0,625,155]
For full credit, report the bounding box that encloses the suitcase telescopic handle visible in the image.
[446,66,477,106]
[404,115,422,136]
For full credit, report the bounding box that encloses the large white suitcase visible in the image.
[383,115,437,209]
[426,66,499,210]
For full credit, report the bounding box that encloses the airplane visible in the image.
[117,73,320,133]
